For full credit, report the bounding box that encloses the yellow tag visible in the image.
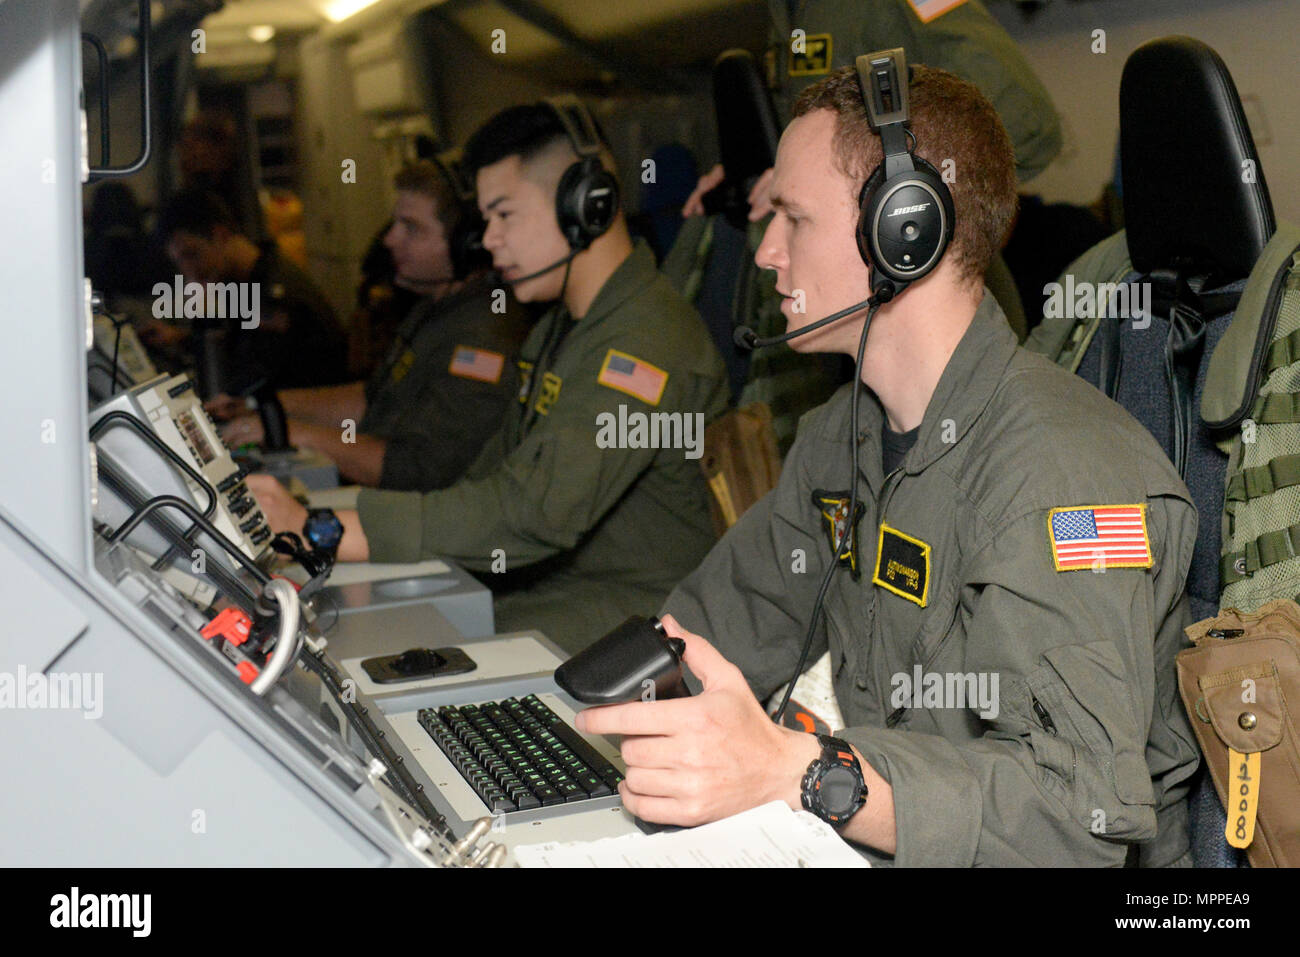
[1224,748,1260,849]
[707,472,738,528]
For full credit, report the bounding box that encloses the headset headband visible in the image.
[855,49,915,181]
[430,148,475,204]
[546,94,604,158]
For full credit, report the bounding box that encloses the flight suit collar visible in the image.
[570,239,659,330]
[896,290,1018,473]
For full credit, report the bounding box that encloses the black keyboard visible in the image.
[418,694,625,814]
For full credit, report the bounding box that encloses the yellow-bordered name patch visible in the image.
[873,523,930,607]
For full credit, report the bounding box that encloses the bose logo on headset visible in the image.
[887,203,931,217]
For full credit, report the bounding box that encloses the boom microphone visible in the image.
[497,250,581,285]
[734,294,884,350]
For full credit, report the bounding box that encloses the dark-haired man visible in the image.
[247,101,730,653]
[211,161,530,491]
[577,65,1200,867]
[149,188,348,393]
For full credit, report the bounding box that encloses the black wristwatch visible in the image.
[303,508,344,555]
[800,734,869,829]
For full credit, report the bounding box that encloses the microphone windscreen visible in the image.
[733,326,759,350]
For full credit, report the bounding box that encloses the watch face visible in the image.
[819,766,861,816]
[305,512,343,550]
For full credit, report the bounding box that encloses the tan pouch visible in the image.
[1177,599,1300,866]
[699,402,782,537]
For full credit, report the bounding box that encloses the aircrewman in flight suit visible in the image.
[577,65,1200,867]
[247,100,730,654]
[213,161,530,491]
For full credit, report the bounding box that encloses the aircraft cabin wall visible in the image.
[1001,0,1300,224]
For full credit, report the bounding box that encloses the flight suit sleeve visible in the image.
[377,360,519,491]
[355,360,718,571]
[661,422,834,702]
[835,493,1197,866]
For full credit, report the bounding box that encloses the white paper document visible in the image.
[514,801,870,868]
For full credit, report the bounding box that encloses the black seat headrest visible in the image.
[703,50,781,228]
[1120,36,1275,280]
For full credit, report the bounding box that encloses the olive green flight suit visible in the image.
[664,292,1201,866]
[767,0,1062,183]
[358,283,530,491]
[358,241,731,653]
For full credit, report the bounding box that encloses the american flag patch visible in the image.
[1048,504,1153,571]
[448,346,504,383]
[907,0,968,23]
[597,349,668,406]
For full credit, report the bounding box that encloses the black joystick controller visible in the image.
[554,616,691,705]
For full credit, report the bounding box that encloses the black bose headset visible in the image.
[854,48,955,301]
[430,148,492,279]
[545,94,620,251]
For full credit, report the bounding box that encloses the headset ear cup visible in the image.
[856,164,887,268]
[578,162,619,242]
[450,205,488,280]
[860,163,954,290]
[556,161,588,250]
[556,158,619,251]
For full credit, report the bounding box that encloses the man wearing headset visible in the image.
[210,159,529,492]
[247,99,730,654]
[577,58,1200,867]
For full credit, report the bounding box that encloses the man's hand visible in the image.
[574,614,820,827]
[745,167,775,221]
[246,474,371,561]
[681,164,726,218]
[138,320,187,349]
[204,392,249,422]
[219,413,264,448]
[680,164,775,222]
[245,474,307,537]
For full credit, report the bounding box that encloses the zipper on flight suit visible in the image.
[865,463,906,724]
[1032,696,1059,735]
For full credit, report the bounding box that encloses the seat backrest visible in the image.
[1077,36,1273,612]
[1061,36,1277,868]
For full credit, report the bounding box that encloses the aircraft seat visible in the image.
[1040,35,1277,867]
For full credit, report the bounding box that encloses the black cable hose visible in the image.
[771,298,882,724]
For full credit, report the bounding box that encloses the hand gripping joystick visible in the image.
[554,616,691,705]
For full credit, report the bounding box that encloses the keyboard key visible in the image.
[533,785,564,807]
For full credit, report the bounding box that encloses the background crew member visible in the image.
[247,99,730,653]
[686,0,1063,222]
[146,188,349,393]
[211,160,530,491]
[578,63,1200,867]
